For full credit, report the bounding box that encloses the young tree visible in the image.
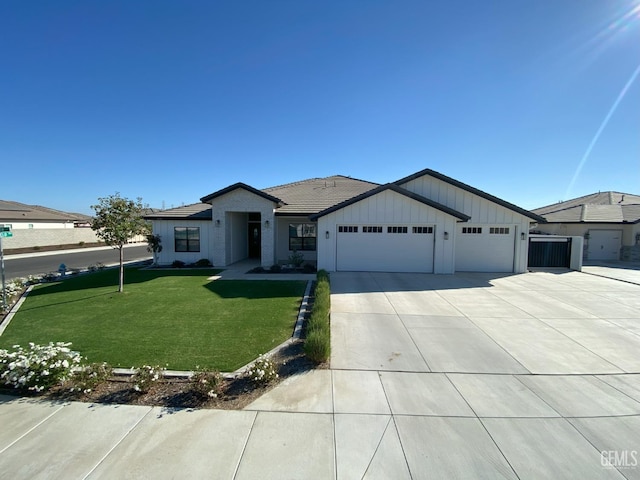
[91,193,149,292]
[146,233,163,266]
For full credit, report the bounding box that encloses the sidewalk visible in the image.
[4,243,145,260]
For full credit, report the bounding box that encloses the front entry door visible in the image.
[248,223,261,258]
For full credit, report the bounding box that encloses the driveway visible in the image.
[250,270,640,478]
[1,270,639,479]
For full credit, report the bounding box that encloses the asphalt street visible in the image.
[2,245,151,280]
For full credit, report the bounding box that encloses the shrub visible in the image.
[67,362,113,394]
[42,272,57,282]
[288,250,304,267]
[270,264,282,273]
[246,355,278,385]
[78,241,85,247]
[304,271,331,363]
[33,246,41,251]
[303,263,316,273]
[0,342,82,393]
[131,365,165,393]
[172,260,186,268]
[304,330,331,363]
[195,258,212,267]
[189,367,224,398]
[96,262,106,270]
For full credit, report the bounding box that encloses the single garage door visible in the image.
[336,225,434,272]
[587,230,621,261]
[455,225,515,272]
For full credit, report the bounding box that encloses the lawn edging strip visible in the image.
[0,285,34,336]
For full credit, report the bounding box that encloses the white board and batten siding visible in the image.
[316,189,459,273]
[152,219,214,265]
[400,176,532,273]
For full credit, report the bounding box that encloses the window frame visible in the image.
[462,227,483,234]
[289,223,317,251]
[174,226,201,252]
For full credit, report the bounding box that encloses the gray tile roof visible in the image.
[264,175,379,215]
[143,203,212,220]
[533,191,640,224]
[0,200,87,223]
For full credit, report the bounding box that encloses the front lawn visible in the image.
[0,268,307,371]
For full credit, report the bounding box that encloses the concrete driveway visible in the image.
[249,270,640,478]
[1,270,639,478]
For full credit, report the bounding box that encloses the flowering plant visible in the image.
[67,362,113,394]
[189,367,224,398]
[0,342,82,393]
[131,365,165,393]
[246,355,278,385]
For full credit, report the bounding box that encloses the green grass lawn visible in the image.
[0,268,307,371]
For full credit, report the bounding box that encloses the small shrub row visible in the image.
[304,270,331,363]
[171,259,212,268]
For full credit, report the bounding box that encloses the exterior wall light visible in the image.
[444,231,449,240]
[325,231,330,239]
[521,232,526,240]
[215,219,221,227]
[264,220,270,228]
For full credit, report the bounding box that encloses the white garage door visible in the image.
[587,230,621,261]
[455,225,515,272]
[336,225,434,272]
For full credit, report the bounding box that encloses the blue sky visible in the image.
[1,1,639,215]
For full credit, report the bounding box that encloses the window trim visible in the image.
[462,227,483,234]
[489,227,510,235]
[387,226,408,234]
[413,226,434,234]
[338,226,359,233]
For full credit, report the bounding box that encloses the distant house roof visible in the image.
[533,191,640,224]
[143,203,213,221]
[310,183,471,221]
[264,175,379,215]
[395,168,546,223]
[0,200,88,223]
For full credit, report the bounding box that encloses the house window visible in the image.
[338,226,358,233]
[413,226,433,234]
[387,226,408,234]
[174,227,200,252]
[490,227,510,235]
[462,227,482,234]
[289,223,316,251]
[363,226,383,233]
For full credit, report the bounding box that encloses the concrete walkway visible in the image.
[1,269,639,478]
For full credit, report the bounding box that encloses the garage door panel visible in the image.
[337,226,434,272]
[455,226,515,272]
[587,230,621,261]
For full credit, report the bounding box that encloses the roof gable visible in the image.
[200,183,282,205]
[310,184,470,221]
[395,168,546,223]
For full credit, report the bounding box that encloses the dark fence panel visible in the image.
[528,238,572,268]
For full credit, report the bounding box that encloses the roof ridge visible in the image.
[263,175,378,192]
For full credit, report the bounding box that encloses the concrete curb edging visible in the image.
[0,285,34,336]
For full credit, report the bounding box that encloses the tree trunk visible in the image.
[119,246,124,293]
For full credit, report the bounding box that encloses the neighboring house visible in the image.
[0,200,97,250]
[0,200,91,229]
[532,192,640,262]
[145,169,544,274]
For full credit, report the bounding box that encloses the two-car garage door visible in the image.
[336,225,435,272]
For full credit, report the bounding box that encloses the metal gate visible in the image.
[528,237,572,268]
